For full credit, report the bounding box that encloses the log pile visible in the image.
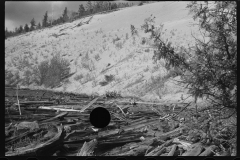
[5,87,237,156]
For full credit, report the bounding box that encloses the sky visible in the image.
[5,1,139,32]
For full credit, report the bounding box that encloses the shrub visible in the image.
[105,74,114,82]
[94,54,101,61]
[22,70,32,85]
[99,74,115,86]
[112,36,121,44]
[81,61,90,70]
[38,60,49,85]
[130,25,138,36]
[38,53,70,88]
[5,70,21,86]
[102,44,107,51]
[145,48,150,52]
[74,74,84,81]
[15,55,32,70]
[81,59,95,72]
[102,34,107,38]
[81,73,94,84]
[115,41,123,50]
[105,90,121,98]
[141,37,146,45]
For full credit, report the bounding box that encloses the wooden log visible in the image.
[217,149,231,156]
[172,138,192,150]
[148,125,187,140]
[199,145,218,156]
[6,125,65,156]
[118,145,152,156]
[102,136,165,156]
[77,139,97,156]
[39,112,68,123]
[146,139,173,156]
[63,134,98,144]
[38,106,81,112]
[79,96,102,113]
[5,128,43,144]
[99,137,142,146]
[128,117,147,124]
[148,147,166,156]
[5,123,13,130]
[64,129,90,140]
[19,101,55,105]
[15,121,39,131]
[122,118,159,132]
[167,144,177,156]
[38,105,83,110]
[116,100,189,106]
[98,129,120,138]
[101,142,138,156]
[181,143,204,156]
[127,118,152,126]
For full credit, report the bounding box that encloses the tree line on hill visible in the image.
[5,1,134,39]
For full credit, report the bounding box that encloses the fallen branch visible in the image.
[77,139,97,156]
[167,144,177,156]
[16,84,21,115]
[181,143,204,156]
[79,97,101,113]
[173,138,192,150]
[199,145,218,156]
[18,101,55,105]
[152,125,187,139]
[38,106,81,112]
[118,145,152,156]
[114,103,126,116]
[117,100,189,106]
[39,112,68,123]
[6,125,65,156]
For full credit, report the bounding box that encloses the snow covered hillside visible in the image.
[5,2,202,103]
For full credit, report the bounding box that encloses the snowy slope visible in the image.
[5,2,202,103]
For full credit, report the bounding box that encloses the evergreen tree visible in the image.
[86,1,93,14]
[24,24,29,32]
[102,1,110,11]
[37,22,41,29]
[48,19,52,26]
[19,25,23,33]
[58,16,64,24]
[142,2,237,110]
[95,1,104,13]
[62,7,69,23]
[15,27,19,34]
[57,17,62,24]
[78,4,85,17]
[30,18,36,31]
[111,3,118,10]
[42,11,48,27]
